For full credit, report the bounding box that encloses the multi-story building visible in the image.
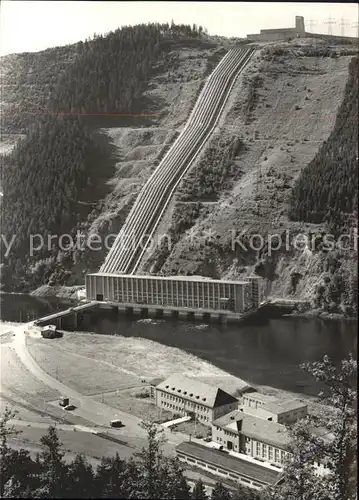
[241,392,308,424]
[155,374,238,425]
[212,410,290,467]
[86,273,262,313]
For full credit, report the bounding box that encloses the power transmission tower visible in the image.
[324,17,336,35]
[352,22,359,39]
[308,19,316,33]
[339,17,349,37]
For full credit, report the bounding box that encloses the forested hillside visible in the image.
[0,22,211,292]
[289,56,358,232]
[0,117,115,291]
[1,44,79,133]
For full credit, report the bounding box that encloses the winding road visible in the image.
[4,324,202,456]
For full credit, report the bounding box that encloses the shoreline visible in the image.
[4,285,356,321]
[3,321,330,421]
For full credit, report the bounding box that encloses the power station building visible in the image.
[85,273,262,315]
[247,16,305,42]
[247,15,358,43]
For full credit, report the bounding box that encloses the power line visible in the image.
[308,19,317,32]
[352,22,359,39]
[339,17,349,37]
[324,17,336,35]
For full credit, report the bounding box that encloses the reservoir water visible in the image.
[1,293,356,397]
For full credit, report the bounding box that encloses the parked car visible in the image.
[203,437,212,442]
[64,405,76,411]
[110,419,123,428]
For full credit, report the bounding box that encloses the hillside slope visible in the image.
[137,40,357,314]
[0,24,235,290]
[1,33,357,315]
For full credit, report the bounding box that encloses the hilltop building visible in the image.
[247,16,305,42]
[247,15,358,42]
[154,374,238,424]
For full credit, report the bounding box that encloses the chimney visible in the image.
[295,16,305,33]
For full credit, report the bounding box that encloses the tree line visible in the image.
[0,22,209,292]
[0,355,356,499]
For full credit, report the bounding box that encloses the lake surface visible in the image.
[1,293,357,396]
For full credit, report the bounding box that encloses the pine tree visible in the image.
[65,453,94,498]
[273,418,328,500]
[37,425,67,498]
[134,420,167,498]
[161,457,191,499]
[211,481,232,500]
[95,453,127,498]
[192,478,208,500]
[0,407,21,496]
[301,354,357,500]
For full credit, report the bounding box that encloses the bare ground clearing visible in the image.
[24,330,327,420]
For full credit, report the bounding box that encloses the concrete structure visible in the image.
[212,410,290,466]
[247,16,305,42]
[99,48,254,276]
[154,374,238,425]
[86,273,263,320]
[247,15,358,43]
[241,393,308,424]
[35,301,98,329]
[176,441,281,490]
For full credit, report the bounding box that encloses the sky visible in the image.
[0,1,358,56]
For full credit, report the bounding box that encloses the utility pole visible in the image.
[324,17,336,36]
[339,17,349,37]
[308,19,316,33]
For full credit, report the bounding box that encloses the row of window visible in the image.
[159,393,210,413]
[161,401,210,422]
[112,280,236,296]
[114,294,232,309]
[255,441,286,464]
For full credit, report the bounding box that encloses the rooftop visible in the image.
[176,441,280,485]
[213,410,290,449]
[244,393,277,404]
[265,399,307,415]
[244,393,307,414]
[149,377,165,387]
[156,374,237,409]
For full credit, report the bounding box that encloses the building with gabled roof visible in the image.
[212,409,290,466]
[155,374,238,425]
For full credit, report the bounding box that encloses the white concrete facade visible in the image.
[86,273,262,313]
